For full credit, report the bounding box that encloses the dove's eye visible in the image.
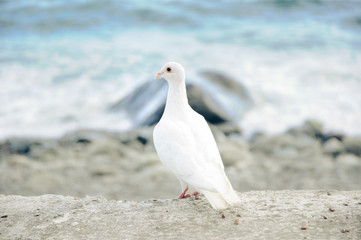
[166,67,171,72]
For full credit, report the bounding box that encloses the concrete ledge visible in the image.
[1,190,360,239]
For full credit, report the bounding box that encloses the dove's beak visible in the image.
[155,72,162,79]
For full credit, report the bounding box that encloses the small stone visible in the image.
[343,203,348,206]
[234,219,239,225]
[341,229,350,233]
[336,154,360,166]
[330,219,334,222]
[327,192,331,196]
[74,197,80,200]
[322,215,328,219]
[236,214,241,217]
[329,207,335,212]
[300,225,307,230]
[193,201,197,205]
[0,215,8,218]
[343,136,361,156]
[323,138,344,155]
[221,214,225,219]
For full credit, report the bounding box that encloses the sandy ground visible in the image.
[0,190,360,239]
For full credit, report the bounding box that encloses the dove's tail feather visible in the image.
[202,191,229,209]
[202,189,241,210]
[221,188,242,206]
[202,187,241,210]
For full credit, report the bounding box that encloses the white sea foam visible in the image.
[1,1,360,139]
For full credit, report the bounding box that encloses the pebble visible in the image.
[341,229,350,233]
[234,219,239,225]
[221,214,225,219]
[300,225,307,230]
[329,207,335,212]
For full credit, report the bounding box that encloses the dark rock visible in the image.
[302,120,323,138]
[136,136,148,145]
[200,71,252,104]
[0,139,37,156]
[76,138,92,144]
[198,71,254,121]
[186,83,229,124]
[109,80,168,126]
[59,130,109,146]
[320,133,344,143]
[343,137,361,156]
[322,138,344,157]
[109,71,254,127]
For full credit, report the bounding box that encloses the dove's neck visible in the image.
[165,77,189,114]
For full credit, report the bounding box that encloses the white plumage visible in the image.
[153,62,241,209]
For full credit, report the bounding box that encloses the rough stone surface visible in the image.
[0,191,360,240]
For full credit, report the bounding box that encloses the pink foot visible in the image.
[178,186,189,199]
[178,188,199,199]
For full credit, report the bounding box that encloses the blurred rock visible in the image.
[109,71,254,126]
[218,140,251,167]
[198,71,254,121]
[109,79,168,126]
[322,138,344,156]
[186,83,230,123]
[200,71,252,102]
[215,123,243,137]
[250,133,320,157]
[301,119,323,138]
[336,153,360,167]
[343,136,361,156]
[0,121,360,201]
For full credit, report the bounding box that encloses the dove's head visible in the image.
[155,62,185,82]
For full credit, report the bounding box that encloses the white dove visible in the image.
[153,62,241,210]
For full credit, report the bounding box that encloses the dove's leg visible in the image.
[178,186,189,199]
[178,187,200,199]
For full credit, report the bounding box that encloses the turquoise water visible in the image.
[1,0,361,138]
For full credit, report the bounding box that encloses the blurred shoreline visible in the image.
[1,120,360,201]
[1,1,361,139]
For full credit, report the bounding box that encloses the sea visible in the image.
[1,0,361,139]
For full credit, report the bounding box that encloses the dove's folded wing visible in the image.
[154,116,229,193]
